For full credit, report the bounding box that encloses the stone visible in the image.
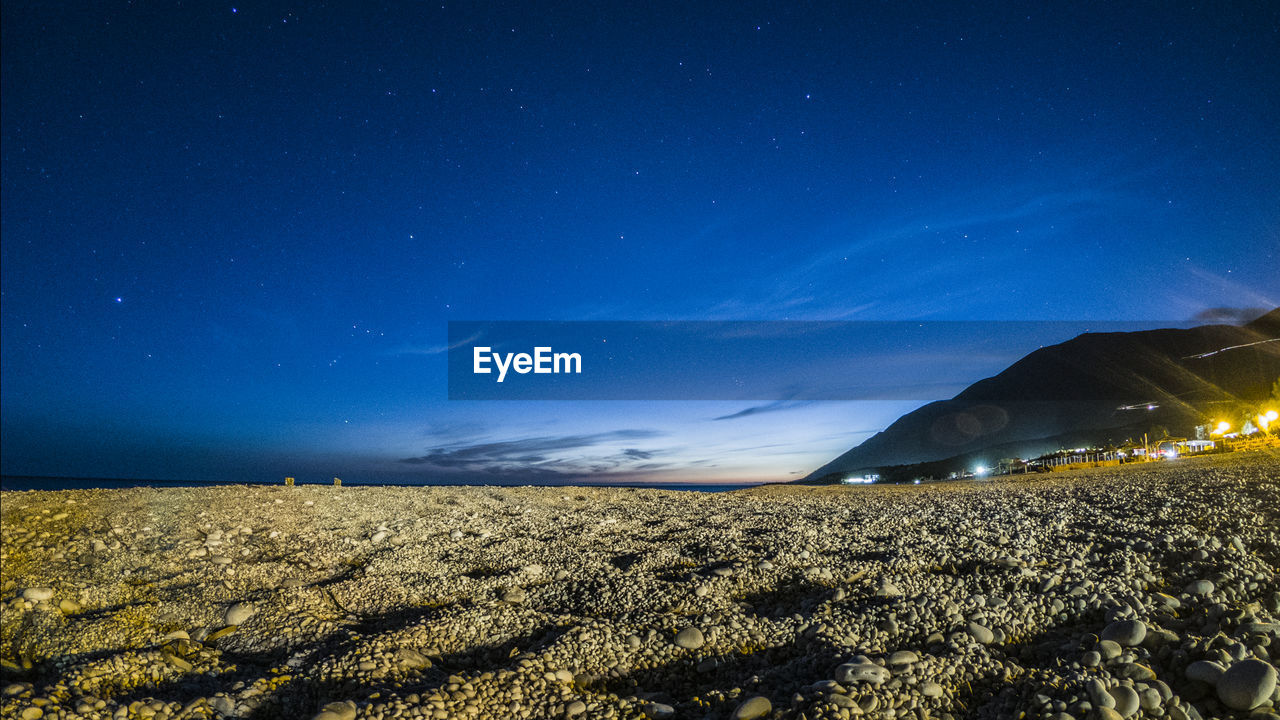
[967,621,994,644]
[20,588,53,602]
[834,661,889,685]
[674,626,705,649]
[731,696,771,720]
[312,701,357,720]
[1216,658,1277,711]
[565,700,586,717]
[1097,639,1122,660]
[1090,708,1123,720]
[642,702,675,719]
[1184,660,1225,685]
[1108,685,1139,717]
[501,587,526,604]
[1101,619,1146,646]
[888,650,919,665]
[1184,579,1213,596]
[1086,679,1115,708]
[224,602,255,626]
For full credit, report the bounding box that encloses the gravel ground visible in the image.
[2,452,1278,720]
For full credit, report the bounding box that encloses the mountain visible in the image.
[806,309,1280,481]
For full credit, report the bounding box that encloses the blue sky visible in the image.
[2,1,1277,484]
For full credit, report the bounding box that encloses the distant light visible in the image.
[231,7,238,12]
[974,465,988,476]
[913,479,921,485]
[1147,404,1155,410]
[114,297,123,303]
[1266,410,1278,421]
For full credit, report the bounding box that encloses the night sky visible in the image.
[3,2,1278,485]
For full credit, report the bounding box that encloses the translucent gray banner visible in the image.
[446,321,1177,400]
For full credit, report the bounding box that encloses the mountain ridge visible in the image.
[806,309,1280,481]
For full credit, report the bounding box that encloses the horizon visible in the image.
[3,2,1279,484]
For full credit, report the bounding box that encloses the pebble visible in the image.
[20,587,53,602]
[732,696,772,720]
[1185,660,1225,685]
[1184,579,1214,596]
[1108,685,1139,717]
[224,602,256,626]
[312,700,358,720]
[834,660,889,686]
[967,621,995,644]
[1101,619,1146,646]
[1216,658,1277,711]
[888,649,919,665]
[674,626,705,650]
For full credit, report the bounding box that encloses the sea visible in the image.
[0,475,760,493]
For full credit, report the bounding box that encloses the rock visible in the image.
[1108,685,1139,717]
[967,621,994,644]
[1087,679,1115,708]
[674,626,705,650]
[642,702,675,718]
[732,696,772,720]
[1101,619,1146,646]
[20,588,53,602]
[875,581,901,597]
[888,650,919,666]
[224,602,255,626]
[57,599,80,614]
[1097,639,1122,660]
[921,681,943,698]
[1184,579,1213,596]
[1185,660,1226,685]
[565,700,586,717]
[20,708,43,720]
[396,647,431,669]
[1216,658,1277,711]
[501,587,526,604]
[1090,708,1124,720]
[834,661,889,685]
[211,696,235,716]
[312,701,357,720]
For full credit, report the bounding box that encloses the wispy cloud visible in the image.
[397,429,665,476]
[712,400,812,421]
[394,330,484,356]
[1191,306,1270,326]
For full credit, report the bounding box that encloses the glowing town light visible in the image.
[974,465,988,476]
[1212,420,1231,435]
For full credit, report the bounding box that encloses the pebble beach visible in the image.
[2,452,1278,720]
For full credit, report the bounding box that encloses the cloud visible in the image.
[395,330,484,356]
[1191,306,1269,326]
[712,400,812,421]
[397,429,664,476]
